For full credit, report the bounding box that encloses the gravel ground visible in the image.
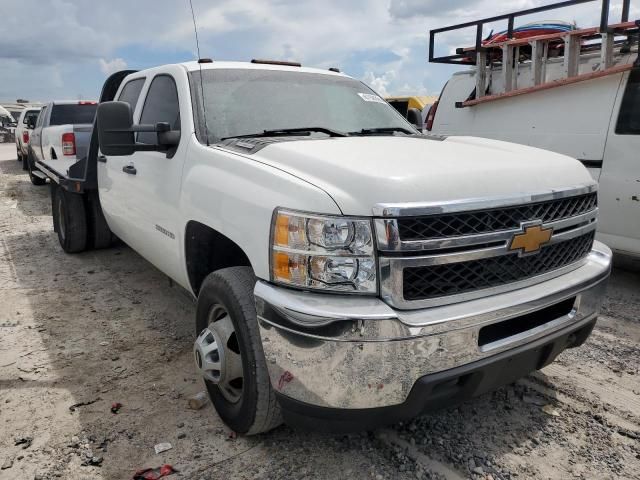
[0,143,639,480]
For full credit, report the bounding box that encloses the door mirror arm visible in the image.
[129,122,170,134]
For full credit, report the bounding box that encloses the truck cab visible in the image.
[44,60,611,435]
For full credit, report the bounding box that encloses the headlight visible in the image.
[271,209,377,293]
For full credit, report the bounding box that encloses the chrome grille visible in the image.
[376,185,599,309]
[403,232,595,301]
[397,192,597,241]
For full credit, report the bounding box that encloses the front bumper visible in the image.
[255,242,611,416]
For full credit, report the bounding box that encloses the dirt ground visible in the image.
[0,143,639,480]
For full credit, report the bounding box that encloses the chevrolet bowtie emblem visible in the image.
[509,223,553,255]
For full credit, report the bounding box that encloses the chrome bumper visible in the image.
[255,241,612,410]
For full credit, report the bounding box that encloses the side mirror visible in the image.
[407,107,423,130]
[97,101,135,156]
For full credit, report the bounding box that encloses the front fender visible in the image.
[180,139,342,281]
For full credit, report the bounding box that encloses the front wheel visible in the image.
[194,267,282,435]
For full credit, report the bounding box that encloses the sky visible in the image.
[1,0,637,102]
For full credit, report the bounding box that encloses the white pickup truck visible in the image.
[43,60,611,435]
[27,100,97,185]
[15,107,41,170]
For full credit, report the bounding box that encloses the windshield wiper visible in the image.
[349,127,416,136]
[220,127,347,141]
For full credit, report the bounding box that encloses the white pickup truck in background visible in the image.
[15,107,41,170]
[27,100,97,185]
[40,61,611,435]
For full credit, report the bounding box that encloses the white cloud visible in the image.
[363,71,397,97]
[99,58,128,75]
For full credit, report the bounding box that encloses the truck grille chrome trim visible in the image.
[376,185,598,309]
[375,183,598,252]
[373,182,597,218]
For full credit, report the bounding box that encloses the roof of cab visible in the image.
[181,60,347,76]
[121,60,347,79]
[50,100,98,105]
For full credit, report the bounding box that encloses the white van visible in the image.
[428,8,640,259]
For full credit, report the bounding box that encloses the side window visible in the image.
[24,111,38,126]
[616,69,640,135]
[117,78,145,111]
[137,75,181,144]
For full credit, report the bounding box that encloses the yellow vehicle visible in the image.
[385,96,438,128]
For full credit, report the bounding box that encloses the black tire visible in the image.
[50,183,59,232]
[22,150,28,170]
[27,150,46,186]
[16,146,22,162]
[196,267,282,435]
[86,190,113,249]
[53,189,87,253]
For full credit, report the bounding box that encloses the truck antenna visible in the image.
[189,0,210,146]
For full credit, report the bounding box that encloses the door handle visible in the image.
[122,165,137,175]
[97,155,107,163]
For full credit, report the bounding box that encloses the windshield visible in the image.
[10,111,21,122]
[50,104,97,126]
[190,69,415,143]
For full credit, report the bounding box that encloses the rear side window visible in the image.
[616,69,640,135]
[24,110,40,125]
[138,75,181,144]
[117,78,145,111]
[50,104,98,126]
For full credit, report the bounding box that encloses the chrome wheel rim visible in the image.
[194,304,244,403]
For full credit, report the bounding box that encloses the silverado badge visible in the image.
[509,223,553,255]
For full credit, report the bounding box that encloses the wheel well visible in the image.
[185,221,252,295]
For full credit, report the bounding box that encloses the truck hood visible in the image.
[247,135,594,216]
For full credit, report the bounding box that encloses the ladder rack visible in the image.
[429,0,639,108]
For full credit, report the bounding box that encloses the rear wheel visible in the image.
[194,267,282,435]
[16,146,22,162]
[53,189,87,253]
[22,150,28,170]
